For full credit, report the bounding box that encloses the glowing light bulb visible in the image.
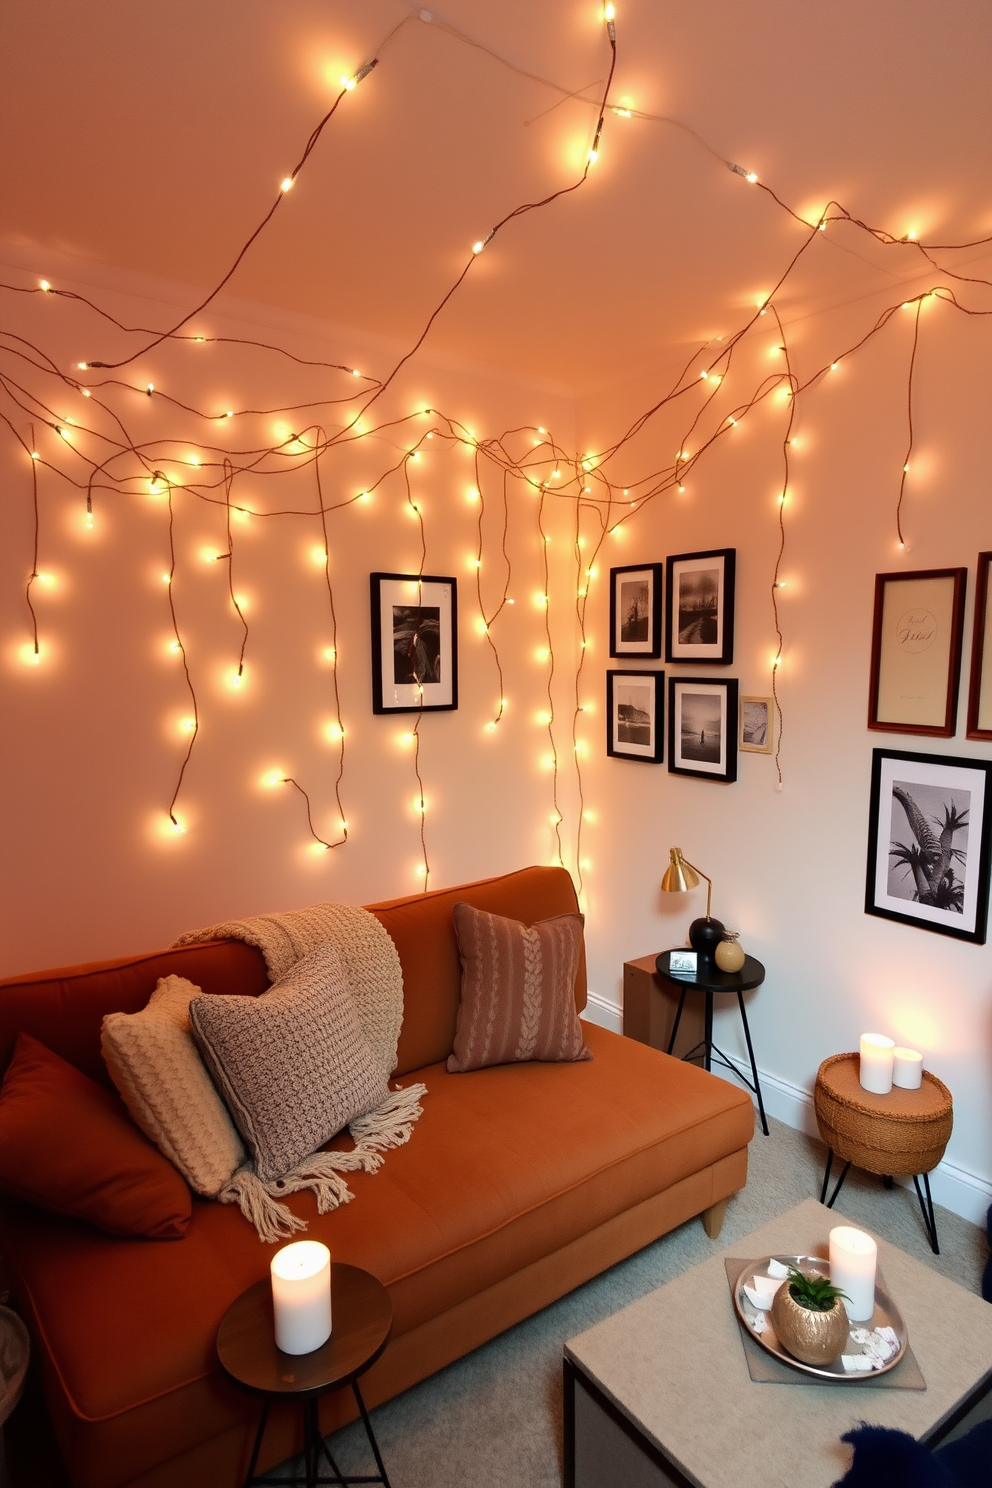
[604,3,615,17]
[472,241,485,254]
[359,491,371,503]
[323,647,336,662]
[40,280,51,292]
[30,451,39,461]
[746,172,758,184]
[261,769,286,789]
[311,545,328,565]
[178,716,196,734]
[830,362,839,371]
[77,362,87,371]
[82,388,91,398]
[280,177,294,192]
[225,410,234,419]
[230,671,243,690]
[146,383,154,394]
[466,486,480,502]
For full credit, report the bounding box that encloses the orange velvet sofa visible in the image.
[0,866,754,1488]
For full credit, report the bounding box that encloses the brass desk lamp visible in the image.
[661,846,726,962]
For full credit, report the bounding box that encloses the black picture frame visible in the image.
[867,568,967,737]
[667,676,738,782]
[609,564,663,658]
[370,572,458,714]
[966,552,992,741]
[865,748,992,944]
[665,548,735,665]
[606,670,665,762]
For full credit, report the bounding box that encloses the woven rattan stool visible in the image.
[814,1052,953,1254]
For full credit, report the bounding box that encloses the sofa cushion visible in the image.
[0,1034,190,1240]
[447,903,590,1072]
[189,944,388,1184]
[101,975,246,1198]
[0,1023,752,1488]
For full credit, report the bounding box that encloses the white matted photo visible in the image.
[609,564,663,658]
[865,748,992,943]
[667,677,738,782]
[740,695,774,754]
[665,548,735,665]
[606,670,664,763]
[370,573,457,713]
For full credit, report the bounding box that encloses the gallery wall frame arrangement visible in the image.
[667,676,739,783]
[740,695,774,754]
[606,670,665,763]
[966,551,992,741]
[864,748,992,944]
[609,564,663,658]
[867,568,967,737]
[665,549,735,666]
[370,573,458,714]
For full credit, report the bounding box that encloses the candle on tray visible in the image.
[271,1241,332,1355]
[892,1047,923,1090]
[859,1033,895,1094]
[829,1226,877,1323]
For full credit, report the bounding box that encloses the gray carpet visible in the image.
[266,1114,988,1487]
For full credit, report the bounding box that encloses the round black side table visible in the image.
[217,1262,393,1488]
[654,950,769,1136]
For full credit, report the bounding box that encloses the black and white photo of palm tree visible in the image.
[865,748,992,944]
[370,573,457,713]
[392,605,441,685]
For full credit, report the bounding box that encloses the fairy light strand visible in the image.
[895,298,924,549]
[164,485,198,828]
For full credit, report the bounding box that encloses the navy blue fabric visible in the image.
[833,1422,992,1488]
[982,1201,992,1303]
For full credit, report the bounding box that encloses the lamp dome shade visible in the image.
[661,847,700,894]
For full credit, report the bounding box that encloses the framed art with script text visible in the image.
[667,676,738,782]
[865,748,992,944]
[609,564,663,658]
[867,568,966,737]
[665,549,735,665]
[606,670,664,762]
[370,573,457,713]
[966,552,992,741]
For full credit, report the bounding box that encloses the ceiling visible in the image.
[2,0,990,390]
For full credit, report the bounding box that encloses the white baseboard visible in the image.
[584,991,992,1228]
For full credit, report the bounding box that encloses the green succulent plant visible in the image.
[784,1266,850,1313]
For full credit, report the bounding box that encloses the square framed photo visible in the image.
[740,695,774,754]
[370,573,457,714]
[665,549,735,665]
[668,677,738,782]
[966,552,992,741]
[606,670,664,762]
[867,568,967,736]
[609,564,663,658]
[865,748,992,944]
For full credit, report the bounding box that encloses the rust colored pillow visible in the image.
[0,1033,191,1239]
[447,903,591,1072]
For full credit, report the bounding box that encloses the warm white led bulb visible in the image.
[280,177,294,192]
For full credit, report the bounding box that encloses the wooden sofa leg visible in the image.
[701,1198,728,1239]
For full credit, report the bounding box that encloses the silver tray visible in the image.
[733,1255,908,1381]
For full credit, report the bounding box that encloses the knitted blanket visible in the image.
[173,903,426,1241]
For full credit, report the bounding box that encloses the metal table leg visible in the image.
[735,991,768,1135]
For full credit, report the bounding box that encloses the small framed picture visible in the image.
[867,568,967,736]
[740,695,774,754]
[966,552,992,741]
[668,949,698,976]
[370,573,457,713]
[665,548,735,665]
[609,564,663,658]
[668,677,738,782]
[865,748,992,943]
[606,670,664,763]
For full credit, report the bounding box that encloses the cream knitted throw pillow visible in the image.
[102,975,246,1197]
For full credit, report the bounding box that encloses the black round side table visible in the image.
[654,950,768,1135]
[217,1261,393,1488]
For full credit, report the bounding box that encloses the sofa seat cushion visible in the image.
[0,1024,752,1487]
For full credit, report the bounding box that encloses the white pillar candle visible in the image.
[829,1225,877,1323]
[892,1047,923,1090]
[859,1033,895,1094]
[270,1241,332,1355]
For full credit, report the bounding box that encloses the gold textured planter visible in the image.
[771,1285,849,1367]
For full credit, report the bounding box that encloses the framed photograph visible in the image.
[667,676,738,782]
[665,548,735,665]
[740,695,774,754]
[865,748,992,944]
[867,568,967,736]
[370,572,457,713]
[606,670,664,762]
[609,564,663,658]
[966,552,992,741]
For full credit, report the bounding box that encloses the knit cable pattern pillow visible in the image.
[189,942,389,1185]
[447,902,591,1073]
[102,974,246,1197]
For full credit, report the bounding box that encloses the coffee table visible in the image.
[563,1198,992,1488]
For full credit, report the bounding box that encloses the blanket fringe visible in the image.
[350,1081,427,1155]
[219,1167,308,1244]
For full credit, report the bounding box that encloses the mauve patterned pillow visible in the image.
[188,943,388,1184]
[447,902,591,1073]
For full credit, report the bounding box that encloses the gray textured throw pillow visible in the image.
[188,943,388,1184]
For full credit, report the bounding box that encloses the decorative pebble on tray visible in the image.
[841,1326,899,1372]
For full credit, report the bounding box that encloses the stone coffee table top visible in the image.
[565,1198,992,1488]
